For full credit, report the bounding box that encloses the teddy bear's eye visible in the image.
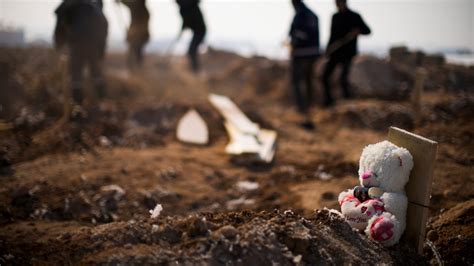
[373,172,378,178]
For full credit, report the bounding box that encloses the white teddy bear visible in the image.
[338,140,414,246]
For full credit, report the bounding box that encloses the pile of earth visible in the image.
[0,209,424,265]
[0,46,473,265]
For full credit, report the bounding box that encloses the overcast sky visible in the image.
[1,0,473,54]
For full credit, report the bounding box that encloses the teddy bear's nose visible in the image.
[362,171,373,180]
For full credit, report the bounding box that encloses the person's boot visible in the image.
[300,119,315,130]
[323,97,335,108]
[299,112,315,130]
[189,53,199,73]
[96,84,107,100]
[342,87,353,99]
[72,88,84,105]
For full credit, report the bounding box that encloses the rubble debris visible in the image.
[236,181,260,191]
[313,165,332,181]
[226,197,255,210]
[176,109,209,145]
[99,135,112,147]
[149,204,163,219]
[209,94,260,135]
[209,94,277,163]
[100,185,126,197]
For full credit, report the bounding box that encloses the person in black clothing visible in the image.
[54,0,108,105]
[289,0,320,129]
[118,0,150,69]
[176,0,206,73]
[322,0,370,107]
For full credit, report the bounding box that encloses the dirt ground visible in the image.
[0,47,473,265]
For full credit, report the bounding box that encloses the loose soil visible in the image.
[0,47,472,265]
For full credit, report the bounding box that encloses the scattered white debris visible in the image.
[209,202,221,210]
[101,185,126,196]
[176,109,209,145]
[99,136,112,147]
[279,165,296,177]
[151,224,160,233]
[236,181,259,191]
[323,207,345,219]
[3,254,14,260]
[149,204,163,219]
[314,165,333,181]
[293,254,302,264]
[226,197,255,210]
[33,205,48,218]
[318,172,333,181]
[284,209,295,216]
[28,185,41,195]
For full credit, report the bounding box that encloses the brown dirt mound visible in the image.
[323,101,415,131]
[1,47,473,264]
[0,209,424,265]
[425,199,474,265]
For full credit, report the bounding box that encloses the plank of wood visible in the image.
[412,67,427,121]
[224,121,277,162]
[388,126,438,254]
[257,129,277,163]
[224,121,261,155]
[209,94,276,163]
[209,94,260,135]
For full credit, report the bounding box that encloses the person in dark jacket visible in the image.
[118,0,150,69]
[289,0,320,129]
[322,0,370,106]
[176,0,206,73]
[54,0,108,105]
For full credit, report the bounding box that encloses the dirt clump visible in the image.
[425,199,474,265]
[0,209,424,265]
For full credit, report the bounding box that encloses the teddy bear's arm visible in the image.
[338,189,356,205]
[380,192,408,219]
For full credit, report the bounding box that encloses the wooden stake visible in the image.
[412,67,427,122]
[388,126,438,254]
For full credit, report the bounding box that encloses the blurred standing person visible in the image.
[54,0,108,105]
[289,0,320,129]
[322,0,370,107]
[176,0,206,73]
[118,0,150,69]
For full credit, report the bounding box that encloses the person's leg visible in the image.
[322,58,338,106]
[300,57,317,129]
[88,47,106,99]
[340,57,353,99]
[69,45,85,105]
[188,29,205,72]
[127,44,136,69]
[291,57,306,113]
[136,43,144,66]
[303,57,316,110]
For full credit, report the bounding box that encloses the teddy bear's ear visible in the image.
[393,148,414,171]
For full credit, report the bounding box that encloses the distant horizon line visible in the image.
[22,36,474,54]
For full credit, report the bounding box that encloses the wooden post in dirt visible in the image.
[411,67,427,122]
[388,126,438,254]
